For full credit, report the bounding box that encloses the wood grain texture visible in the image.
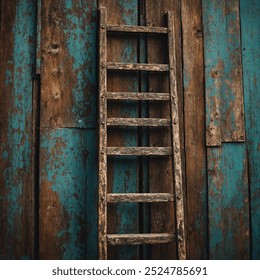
[181,0,208,259]
[98,6,108,260]
[107,147,172,156]
[40,0,97,128]
[107,62,169,71]
[207,144,250,259]
[202,0,245,146]
[107,25,167,33]
[107,233,175,245]
[146,0,184,260]
[39,129,97,259]
[240,0,260,259]
[107,118,171,127]
[100,0,139,260]
[107,92,170,100]
[107,193,174,203]
[0,0,36,259]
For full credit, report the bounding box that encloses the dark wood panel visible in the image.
[181,0,208,259]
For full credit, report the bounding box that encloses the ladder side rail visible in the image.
[98,6,108,260]
[167,11,187,260]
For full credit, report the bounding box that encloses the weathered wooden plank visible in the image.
[100,0,139,260]
[107,25,168,34]
[202,0,245,146]
[181,0,208,259]
[0,0,36,259]
[39,129,97,259]
[107,118,171,127]
[168,11,186,260]
[107,92,170,100]
[240,0,260,259]
[107,147,172,156]
[107,193,174,203]
[107,233,175,245]
[98,6,108,260]
[107,62,169,72]
[40,0,97,128]
[207,144,250,259]
[146,0,184,260]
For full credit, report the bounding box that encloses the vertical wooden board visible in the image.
[100,0,139,259]
[202,0,245,146]
[181,0,208,259]
[39,129,97,259]
[146,0,184,259]
[207,144,250,259]
[240,0,260,259]
[40,0,97,128]
[0,0,36,259]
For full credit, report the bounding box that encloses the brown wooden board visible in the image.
[181,0,208,259]
[146,0,185,260]
[0,0,36,259]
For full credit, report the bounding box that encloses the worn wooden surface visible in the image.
[107,92,170,100]
[98,7,108,260]
[40,0,97,128]
[107,118,171,127]
[240,0,260,259]
[203,0,245,146]
[0,0,36,259]
[107,233,175,245]
[107,193,174,203]
[107,25,168,34]
[39,0,98,259]
[107,147,172,156]
[181,0,208,259]
[101,0,139,260]
[107,62,169,71]
[146,0,184,260]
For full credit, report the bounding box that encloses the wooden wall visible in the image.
[0,0,259,259]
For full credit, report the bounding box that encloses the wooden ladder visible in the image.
[98,7,186,260]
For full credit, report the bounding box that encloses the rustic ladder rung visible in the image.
[107,25,168,34]
[106,92,170,101]
[107,193,174,203]
[107,118,171,127]
[107,147,172,156]
[107,62,169,72]
[107,233,175,245]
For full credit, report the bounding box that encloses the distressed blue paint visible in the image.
[208,143,250,259]
[40,129,97,259]
[240,0,260,259]
[0,0,36,259]
[202,0,244,144]
[63,0,97,128]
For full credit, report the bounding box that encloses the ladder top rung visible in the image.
[107,233,175,245]
[107,62,169,72]
[106,92,170,101]
[107,118,171,127]
[106,24,168,34]
[107,193,174,203]
[107,147,172,156]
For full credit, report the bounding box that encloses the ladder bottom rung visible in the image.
[107,233,175,245]
[107,193,174,203]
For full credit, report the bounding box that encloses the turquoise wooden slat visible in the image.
[202,0,245,146]
[240,0,260,259]
[207,144,250,259]
[0,0,37,259]
[40,129,97,259]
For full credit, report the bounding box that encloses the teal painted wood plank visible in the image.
[103,0,139,260]
[207,144,250,259]
[202,0,245,146]
[240,0,260,259]
[40,0,97,128]
[0,0,37,259]
[39,129,97,259]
